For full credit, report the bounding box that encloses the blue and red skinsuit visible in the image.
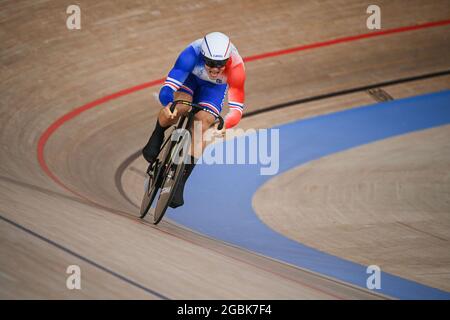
[159,38,246,129]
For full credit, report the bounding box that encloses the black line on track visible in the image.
[0,214,170,300]
[115,151,142,209]
[115,69,450,207]
[243,69,450,117]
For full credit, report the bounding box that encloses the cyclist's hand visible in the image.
[163,103,178,120]
[214,122,226,139]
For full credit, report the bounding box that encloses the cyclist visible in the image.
[142,32,246,208]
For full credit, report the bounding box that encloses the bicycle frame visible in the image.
[140,100,224,224]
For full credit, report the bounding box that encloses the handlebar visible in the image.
[170,100,225,131]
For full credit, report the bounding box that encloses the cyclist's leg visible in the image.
[191,108,217,158]
[191,81,227,158]
[142,77,196,163]
[169,81,227,208]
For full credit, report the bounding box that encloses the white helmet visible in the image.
[201,32,231,67]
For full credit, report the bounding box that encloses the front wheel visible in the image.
[151,130,190,224]
[139,161,160,218]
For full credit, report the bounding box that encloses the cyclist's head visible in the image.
[201,32,231,69]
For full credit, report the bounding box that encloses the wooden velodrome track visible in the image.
[1,0,449,299]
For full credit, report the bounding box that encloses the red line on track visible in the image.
[38,19,450,187]
[35,19,450,295]
[243,19,450,62]
[37,78,165,195]
[37,19,450,185]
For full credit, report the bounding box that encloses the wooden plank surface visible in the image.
[1,0,449,298]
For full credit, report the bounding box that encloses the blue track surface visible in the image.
[168,90,450,299]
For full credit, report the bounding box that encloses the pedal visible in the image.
[146,160,157,177]
[146,163,152,175]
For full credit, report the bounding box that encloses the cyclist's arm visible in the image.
[159,46,197,106]
[225,63,246,129]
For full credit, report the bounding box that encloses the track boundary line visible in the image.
[0,214,169,299]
